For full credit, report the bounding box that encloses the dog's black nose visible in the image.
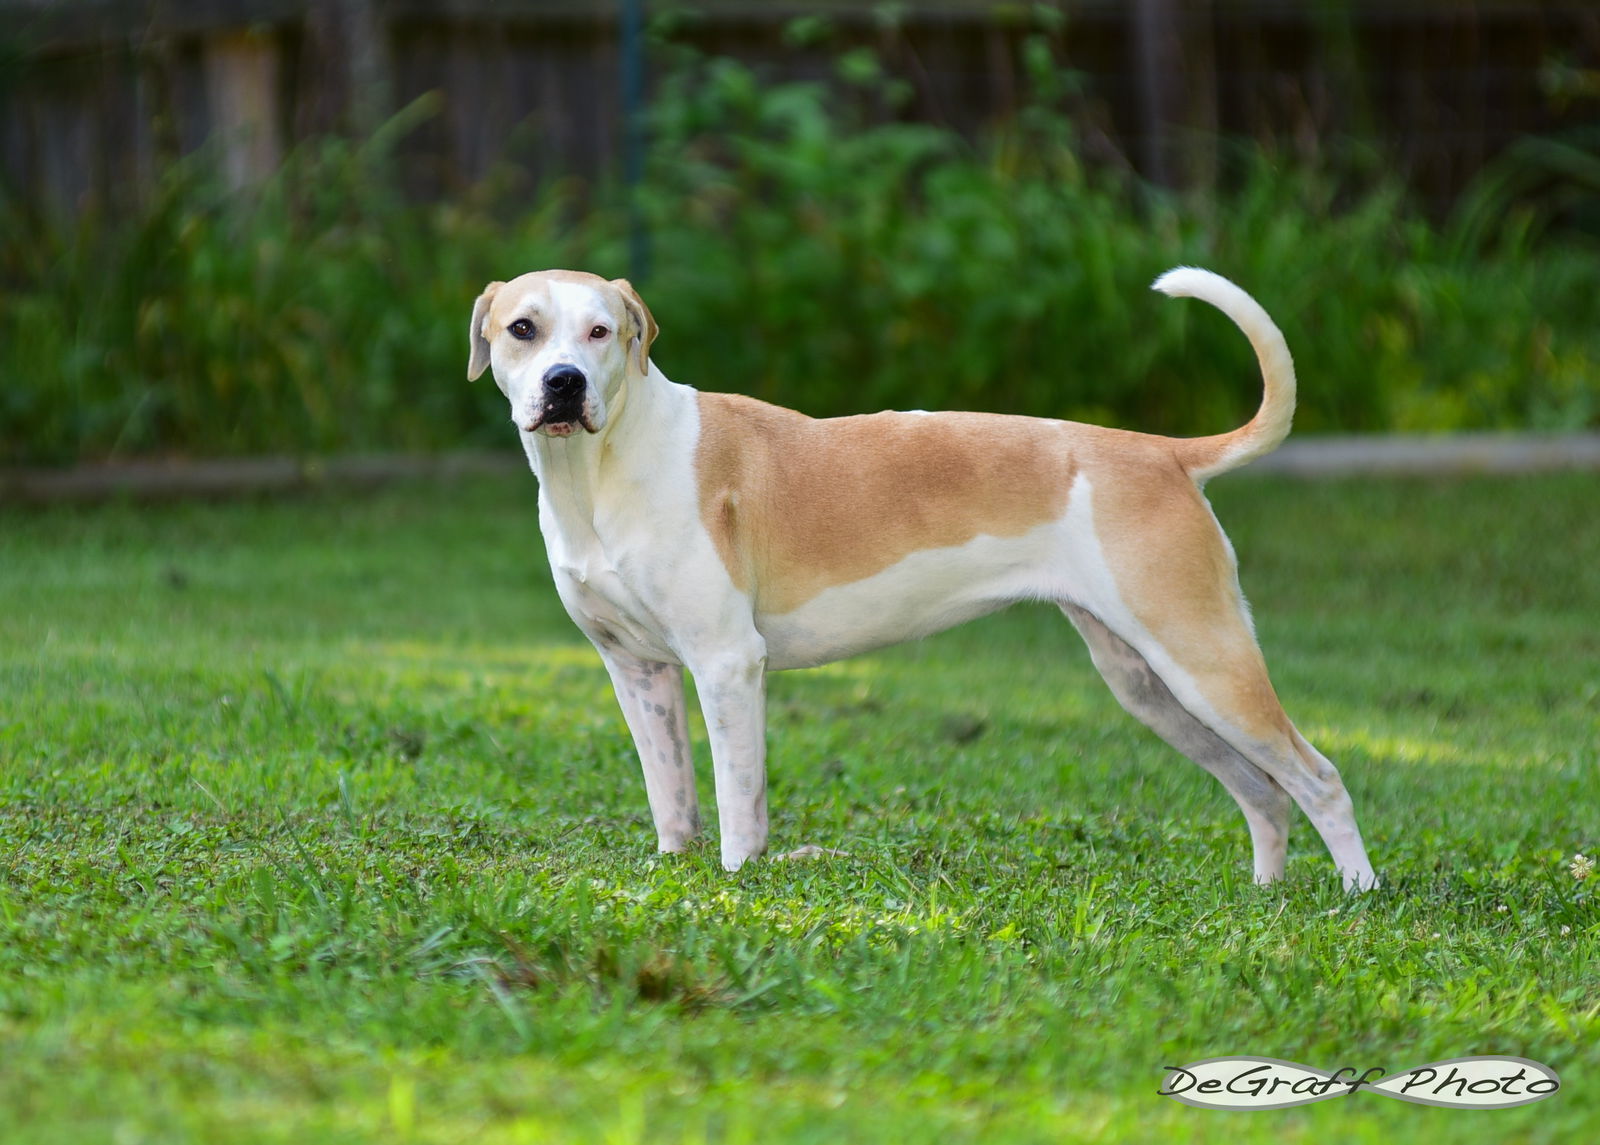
[543,365,587,398]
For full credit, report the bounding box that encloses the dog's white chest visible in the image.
[541,508,683,663]
[553,558,678,663]
[543,527,661,652]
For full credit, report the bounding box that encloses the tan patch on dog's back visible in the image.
[695,393,1077,614]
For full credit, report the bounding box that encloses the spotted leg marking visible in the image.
[597,647,701,852]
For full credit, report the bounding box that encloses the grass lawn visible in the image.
[1,471,1596,1143]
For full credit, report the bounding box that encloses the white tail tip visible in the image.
[1152,266,1233,301]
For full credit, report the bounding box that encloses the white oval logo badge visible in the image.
[1159,1056,1560,1110]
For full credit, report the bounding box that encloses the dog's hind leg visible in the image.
[598,647,701,853]
[1065,474,1377,889]
[1063,588,1376,891]
[1061,602,1292,884]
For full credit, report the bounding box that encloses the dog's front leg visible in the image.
[598,647,701,853]
[688,643,770,871]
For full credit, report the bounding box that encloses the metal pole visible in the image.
[620,0,650,283]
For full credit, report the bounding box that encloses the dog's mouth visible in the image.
[524,408,599,437]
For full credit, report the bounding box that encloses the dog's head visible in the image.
[468,271,657,438]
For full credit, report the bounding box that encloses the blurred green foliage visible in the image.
[2,48,1597,465]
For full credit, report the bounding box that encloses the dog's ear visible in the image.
[467,281,503,381]
[611,278,657,376]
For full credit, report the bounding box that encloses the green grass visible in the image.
[1,472,1596,1143]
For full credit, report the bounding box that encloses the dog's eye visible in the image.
[590,325,609,340]
[510,319,535,340]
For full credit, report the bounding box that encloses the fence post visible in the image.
[1131,0,1216,192]
[621,0,651,283]
[342,0,394,138]
[1132,0,1175,187]
[201,27,283,189]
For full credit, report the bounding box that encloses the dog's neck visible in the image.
[524,363,689,547]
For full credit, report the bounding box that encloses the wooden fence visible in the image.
[2,1,1598,214]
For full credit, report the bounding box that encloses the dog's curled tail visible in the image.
[1152,267,1297,483]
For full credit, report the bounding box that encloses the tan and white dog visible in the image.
[467,267,1377,890]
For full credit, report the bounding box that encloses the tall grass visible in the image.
[2,50,1597,465]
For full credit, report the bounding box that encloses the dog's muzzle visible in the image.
[525,365,597,436]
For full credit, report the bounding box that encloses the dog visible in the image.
[467,267,1377,890]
